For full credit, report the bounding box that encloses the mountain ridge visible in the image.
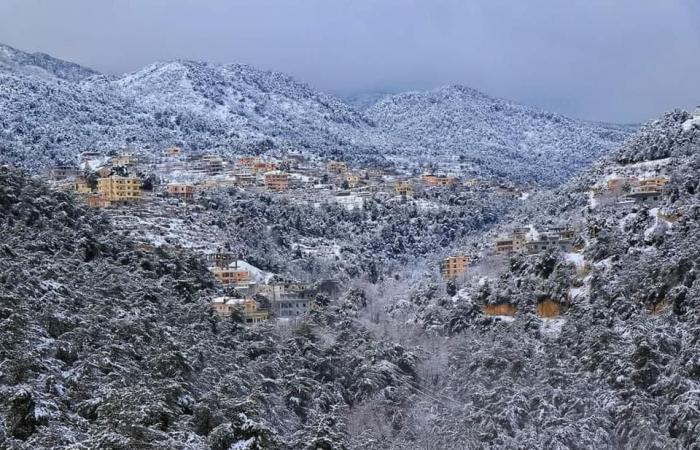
[0,43,634,185]
[0,42,99,81]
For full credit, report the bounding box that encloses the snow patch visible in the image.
[234,260,274,283]
[541,318,566,336]
[682,117,700,132]
[564,252,585,268]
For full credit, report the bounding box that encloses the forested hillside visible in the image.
[0,43,632,185]
[0,167,421,449]
[376,109,700,449]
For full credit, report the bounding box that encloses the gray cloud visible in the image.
[0,0,698,122]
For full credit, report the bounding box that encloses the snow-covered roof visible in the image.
[211,296,246,305]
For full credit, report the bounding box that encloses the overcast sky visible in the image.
[0,0,698,123]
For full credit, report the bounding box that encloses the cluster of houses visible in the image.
[591,175,669,206]
[47,154,142,208]
[439,225,577,281]
[44,146,532,215]
[494,226,576,256]
[206,251,313,324]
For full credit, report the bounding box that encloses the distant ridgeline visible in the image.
[0,42,631,185]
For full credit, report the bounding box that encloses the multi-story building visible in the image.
[73,178,92,194]
[627,185,663,204]
[441,255,469,279]
[273,294,312,318]
[166,184,194,201]
[495,234,526,255]
[639,176,669,188]
[210,267,251,285]
[85,193,110,208]
[394,181,413,197]
[257,282,313,319]
[208,251,232,269]
[264,171,289,191]
[47,167,78,181]
[111,153,138,166]
[211,297,269,324]
[606,176,638,194]
[422,174,455,187]
[97,176,141,203]
[327,161,347,174]
[525,233,572,254]
[252,162,277,174]
[238,156,260,168]
[233,172,257,186]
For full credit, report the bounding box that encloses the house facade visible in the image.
[441,255,469,279]
[97,176,141,203]
[166,184,194,200]
[264,171,289,191]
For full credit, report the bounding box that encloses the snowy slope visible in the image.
[366,85,634,184]
[0,43,634,185]
[0,43,98,81]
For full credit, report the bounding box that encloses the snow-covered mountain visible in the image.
[365,85,634,184]
[0,43,98,81]
[0,43,634,184]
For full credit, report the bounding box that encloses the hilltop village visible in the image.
[40,140,677,325]
[43,148,529,324]
[4,97,700,447]
[41,136,677,324]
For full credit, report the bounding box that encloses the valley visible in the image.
[1,42,699,450]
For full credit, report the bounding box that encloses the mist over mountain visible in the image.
[0,43,633,185]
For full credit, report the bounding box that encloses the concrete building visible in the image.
[252,162,277,174]
[95,167,112,178]
[394,181,413,197]
[238,156,260,168]
[495,235,526,255]
[211,297,269,324]
[166,184,194,201]
[210,267,251,286]
[264,171,289,191]
[639,177,669,188]
[73,178,92,194]
[441,255,469,279]
[525,233,573,254]
[327,161,347,174]
[47,167,78,181]
[85,193,110,208]
[233,172,257,186]
[97,176,141,203]
[606,176,638,195]
[626,185,663,204]
[258,282,313,319]
[111,153,138,166]
[422,174,455,187]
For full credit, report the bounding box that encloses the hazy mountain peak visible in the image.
[0,42,99,81]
